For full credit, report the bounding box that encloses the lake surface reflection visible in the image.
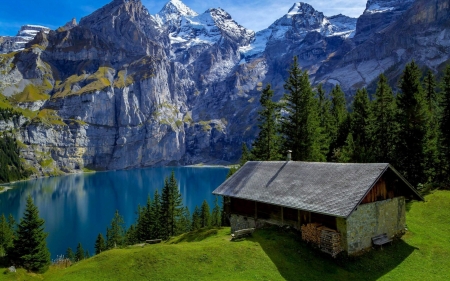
[0,167,229,258]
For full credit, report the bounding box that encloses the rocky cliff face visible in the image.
[0,0,449,176]
[0,25,50,54]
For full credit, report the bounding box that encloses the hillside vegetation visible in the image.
[1,191,449,281]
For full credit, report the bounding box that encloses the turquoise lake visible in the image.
[0,167,229,259]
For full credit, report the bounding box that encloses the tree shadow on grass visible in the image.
[167,227,221,244]
[245,227,417,281]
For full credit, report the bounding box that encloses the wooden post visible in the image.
[298,210,301,229]
[255,201,257,219]
[309,212,311,223]
[281,206,284,225]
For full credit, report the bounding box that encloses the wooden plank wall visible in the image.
[361,177,395,204]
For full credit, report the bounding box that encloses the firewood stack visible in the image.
[301,223,343,257]
[320,229,342,258]
[301,223,323,244]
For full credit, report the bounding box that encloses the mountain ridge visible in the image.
[0,0,449,177]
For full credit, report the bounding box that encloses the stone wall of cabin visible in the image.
[337,197,406,255]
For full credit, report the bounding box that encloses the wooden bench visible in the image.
[146,239,162,244]
[372,233,392,249]
[231,228,255,240]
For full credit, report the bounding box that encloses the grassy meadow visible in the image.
[1,191,449,281]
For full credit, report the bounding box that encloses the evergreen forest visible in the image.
[238,58,450,189]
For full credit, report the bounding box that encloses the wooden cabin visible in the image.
[213,161,424,255]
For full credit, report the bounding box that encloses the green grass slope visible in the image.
[2,191,449,281]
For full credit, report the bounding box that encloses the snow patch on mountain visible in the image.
[155,0,198,26]
[365,0,415,14]
[240,2,356,59]
[169,8,253,49]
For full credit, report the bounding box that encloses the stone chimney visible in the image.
[286,150,292,161]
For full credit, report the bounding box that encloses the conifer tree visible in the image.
[106,210,125,248]
[342,88,372,162]
[0,214,14,257]
[371,74,398,163]
[160,172,183,239]
[177,207,191,235]
[191,206,202,231]
[200,200,211,228]
[66,247,75,262]
[281,56,324,161]
[125,224,138,245]
[75,242,85,262]
[211,196,222,227]
[317,84,333,155]
[9,196,50,273]
[396,61,428,186]
[251,84,282,161]
[151,190,162,239]
[440,65,450,183]
[85,250,90,259]
[239,143,251,166]
[94,233,106,255]
[422,70,440,181]
[329,84,349,160]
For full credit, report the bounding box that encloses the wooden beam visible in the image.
[255,201,257,219]
[281,206,284,225]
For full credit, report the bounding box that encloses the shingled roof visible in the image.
[213,161,424,218]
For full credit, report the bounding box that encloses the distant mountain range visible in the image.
[0,0,449,177]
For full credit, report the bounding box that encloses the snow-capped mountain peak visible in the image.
[156,0,198,25]
[286,2,320,18]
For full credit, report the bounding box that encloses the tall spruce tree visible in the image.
[371,74,398,163]
[396,61,428,186]
[440,65,450,183]
[200,200,211,228]
[66,247,75,262]
[345,88,373,162]
[160,172,183,239]
[0,214,14,257]
[75,242,85,262]
[329,84,349,161]
[9,196,50,273]
[422,70,440,181]
[211,196,222,227]
[151,190,162,239]
[281,56,324,161]
[94,233,106,255]
[191,206,202,231]
[251,84,282,161]
[177,207,191,235]
[317,84,333,155]
[106,210,125,249]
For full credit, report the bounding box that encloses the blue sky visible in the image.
[0,0,367,36]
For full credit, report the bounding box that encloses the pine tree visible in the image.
[281,56,324,161]
[343,88,373,162]
[396,61,428,186]
[160,172,183,239]
[371,74,398,163]
[317,84,333,155]
[125,224,138,245]
[106,210,125,249]
[85,250,90,259]
[440,65,450,183]
[329,84,349,161]
[423,70,440,181]
[239,143,251,166]
[94,233,106,255]
[0,214,14,257]
[66,247,75,262]
[211,196,222,227]
[251,84,282,161]
[200,200,211,228]
[176,206,191,235]
[191,206,202,231]
[75,242,85,262]
[151,190,162,239]
[8,196,50,273]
